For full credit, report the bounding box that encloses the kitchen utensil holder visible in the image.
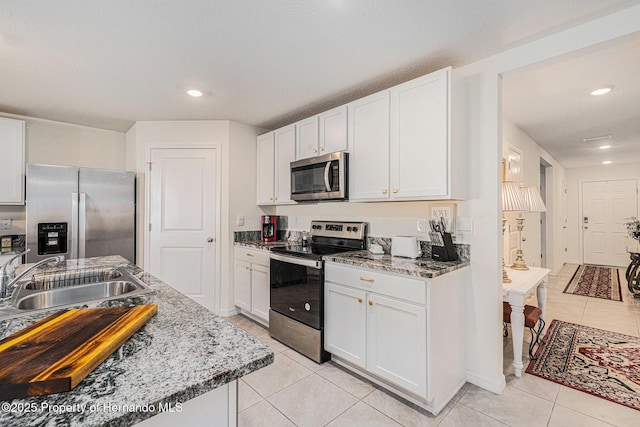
[431,232,458,262]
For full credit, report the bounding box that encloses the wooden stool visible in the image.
[503,302,545,359]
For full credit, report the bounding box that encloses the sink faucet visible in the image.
[0,250,65,299]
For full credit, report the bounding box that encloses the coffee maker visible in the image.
[261,215,283,242]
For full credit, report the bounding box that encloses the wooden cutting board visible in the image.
[0,304,157,399]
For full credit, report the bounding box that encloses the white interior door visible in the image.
[583,179,637,267]
[149,147,217,311]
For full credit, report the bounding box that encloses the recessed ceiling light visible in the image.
[602,160,612,165]
[590,86,613,96]
[599,145,611,149]
[582,134,612,143]
[187,89,203,97]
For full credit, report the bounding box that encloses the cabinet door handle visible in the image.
[368,300,373,306]
[392,188,398,194]
[358,298,362,304]
[359,277,375,283]
[269,197,273,201]
[319,147,324,152]
[381,189,387,195]
[312,148,318,153]
[245,266,251,270]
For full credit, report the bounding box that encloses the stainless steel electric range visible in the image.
[269,220,368,363]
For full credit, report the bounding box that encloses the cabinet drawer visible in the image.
[326,263,425,304]
[234,247,270,266]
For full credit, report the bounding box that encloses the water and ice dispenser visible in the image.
[37,223,68,255]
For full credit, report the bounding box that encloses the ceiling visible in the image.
[503,36,640,169]
[1,1,639,158]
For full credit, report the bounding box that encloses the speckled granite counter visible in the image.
[233,241,289,250]
[324,250,470,279]
[0,255,273,427]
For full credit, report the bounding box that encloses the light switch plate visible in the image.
[236,215,244,226]
[0,219,11,230]
[457,218,473,233]
[417,218,428,233]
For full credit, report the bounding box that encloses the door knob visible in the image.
[207,237,214,243]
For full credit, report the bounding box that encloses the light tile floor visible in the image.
[227,263,640,426]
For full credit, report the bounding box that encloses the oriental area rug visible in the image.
[563,264,622,301]
[526,320,640,411]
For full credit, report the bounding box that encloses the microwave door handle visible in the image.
[324,161,332,192]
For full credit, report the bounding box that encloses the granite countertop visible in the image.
[233,241,290,250]
[324,250,470,279]
[0,255,273,427]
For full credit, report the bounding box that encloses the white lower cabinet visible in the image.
[325,283,366,368]
[324,262,467,416]
[367,293,426,396]
[234,247,270,326]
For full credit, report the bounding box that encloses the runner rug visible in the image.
[526,320,640,411]
[563,264,622,301]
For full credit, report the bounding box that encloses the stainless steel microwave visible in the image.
[290,152,348,202]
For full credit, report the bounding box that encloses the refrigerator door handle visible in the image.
[78,192,87,259]
[71,193,79,259]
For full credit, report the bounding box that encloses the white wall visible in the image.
[455,5,640,394]
[565,162,640,264]
[0,112,126,234]
[125,120,265,315]
[502,119,566,273]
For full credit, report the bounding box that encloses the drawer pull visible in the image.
[359,277,375,283]
[369,300,373,306]
[246,253,254,257]
[358,298,363,304]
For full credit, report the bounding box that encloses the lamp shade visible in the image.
[521,186,546,212]
[502,181,528,212]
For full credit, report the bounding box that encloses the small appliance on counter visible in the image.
[261,215,286,242]
[391,236,421,259]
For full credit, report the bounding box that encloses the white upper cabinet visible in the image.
[256,125,296,205]
[295,105,348,160]
[319,105,348,155]
[349,66,463,202]
[390,68,448,199]
[348,90,391,201]
[0,117,26,205]
[256,133,276,204]
[295,116,319,159]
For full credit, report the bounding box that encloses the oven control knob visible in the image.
[347,226,352,232]
[305,303,311,311]
[352,227,358,232]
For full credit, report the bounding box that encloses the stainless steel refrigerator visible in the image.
[26,163,135,264]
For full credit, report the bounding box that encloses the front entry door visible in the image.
[583,179,637,267]
[148,147,217,310]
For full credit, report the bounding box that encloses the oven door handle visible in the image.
[270,253,323,269]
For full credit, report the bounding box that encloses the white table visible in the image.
[503,266,550,377]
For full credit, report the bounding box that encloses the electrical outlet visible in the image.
[417,218,428,233]
[0,219,11,230]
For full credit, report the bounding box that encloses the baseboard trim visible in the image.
[218,307,239,317]
[466,370,506,394]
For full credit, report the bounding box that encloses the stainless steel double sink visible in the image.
[0,266,155,320]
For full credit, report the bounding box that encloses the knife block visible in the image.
[431,233,458,262]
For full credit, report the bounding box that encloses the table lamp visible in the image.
[511,186,546,270]
[502,181,528,283]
